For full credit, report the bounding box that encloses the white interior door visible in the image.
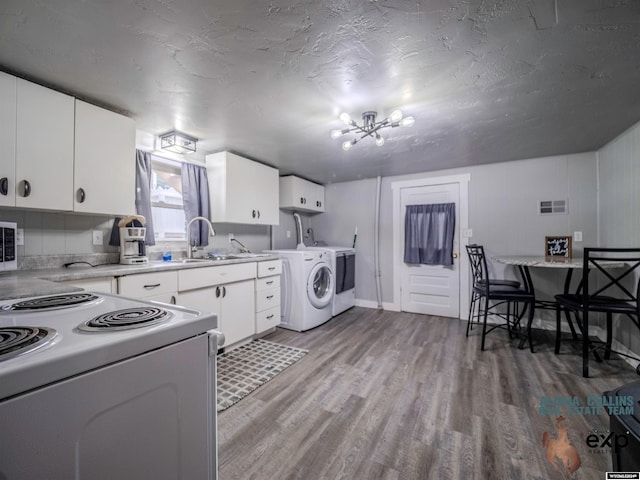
[400,183,460,318]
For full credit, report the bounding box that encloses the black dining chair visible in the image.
[466,244,521,335]
[465,245,536,351]
[554,247,640,378]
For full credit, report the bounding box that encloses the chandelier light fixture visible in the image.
[159,130,198,154]
[331,109,415,151]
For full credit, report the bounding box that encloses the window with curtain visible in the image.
[149,155,187,242]
[404,203,455,266]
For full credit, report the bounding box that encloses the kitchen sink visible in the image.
[155,258,214,264]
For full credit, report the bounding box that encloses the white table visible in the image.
[492,255,625,348]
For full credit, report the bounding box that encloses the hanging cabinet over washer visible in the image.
[205,151,279,225]
[279,175,325,213]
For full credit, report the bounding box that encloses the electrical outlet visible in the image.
[92,230,103,246]
[16,228,24,246]
[228,233,235,242]
[286,230,291,238]
[573,231,583,242]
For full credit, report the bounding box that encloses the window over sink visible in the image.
[150,155,186,242]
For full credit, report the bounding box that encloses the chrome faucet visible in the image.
[230,237,250,253]
[186,216,216,258]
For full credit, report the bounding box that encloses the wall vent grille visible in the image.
[539,200,567,215]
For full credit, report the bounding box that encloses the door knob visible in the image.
[452,252,458,259]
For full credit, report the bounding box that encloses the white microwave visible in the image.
[0,221,17,271]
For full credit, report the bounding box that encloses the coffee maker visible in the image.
[119,216,148,265]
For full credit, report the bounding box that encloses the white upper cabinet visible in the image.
[205,151,279,225]
[1,74,135,215]
[74,100,136,215]
[16,79,75,211]
[0,72,16,207]
[279,175,325,213]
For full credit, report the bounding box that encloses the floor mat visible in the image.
[217,338,308,412]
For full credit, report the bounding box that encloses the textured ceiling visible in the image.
[1,0,639,184]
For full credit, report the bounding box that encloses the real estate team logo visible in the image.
[543,416,582,479]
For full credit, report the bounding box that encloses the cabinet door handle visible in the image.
[317,201,321,207]
[0,177,7,196]
[216,286,221,298]
[257,210,261,219]
[170,295,176,304]
[143,283,161,289]
[268,266,276,271]
[252,210,257,218]
[266,295,274,299]
[20,180,31,198]
[77,188,86,203]
[300,197,304,204]
[266,280,274,285]
[266,314,274,319]
[222,286,227,297]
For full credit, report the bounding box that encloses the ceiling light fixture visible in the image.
[159,130,197,154]
[331,110,415,151]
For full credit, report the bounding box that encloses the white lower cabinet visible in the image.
[255,260,282,333]
[117,271,178,305]
[59,277,116,294]
[177,279,255,348]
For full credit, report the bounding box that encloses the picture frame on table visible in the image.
[545,236,572,259]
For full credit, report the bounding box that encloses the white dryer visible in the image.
[301,246,356,317]
[263,249,334,332]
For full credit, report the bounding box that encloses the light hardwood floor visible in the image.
[218,307,639,480]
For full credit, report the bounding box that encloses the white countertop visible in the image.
[492,255,625,268]
[0,254,280,301]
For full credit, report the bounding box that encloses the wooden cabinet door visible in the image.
[74,100,136,215]
[0,72,16,207]
[16,79,74,210]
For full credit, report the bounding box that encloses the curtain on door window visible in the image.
[135,149,156,246]
[404,203,455,265]
[181,163,211,247]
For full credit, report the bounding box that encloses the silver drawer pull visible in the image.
[267,314,274,319]
[266,280,274,285]
[268,267,276,271]
[266,295,274,299]
[143,283,161,289]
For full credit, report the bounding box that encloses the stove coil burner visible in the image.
[0,326,57,361]
[1,293,100,311]
[79,307,172,332]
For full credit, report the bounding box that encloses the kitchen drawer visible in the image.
[118,271,178,298]
[256,287,280,312]
[178,262,255,291]
[256,305,280,333]
[257,260,282,278]
[59,277,116,294]
[255,275,280,292]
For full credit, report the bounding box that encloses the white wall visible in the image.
[316,153,598,314]
[598,119,640,354]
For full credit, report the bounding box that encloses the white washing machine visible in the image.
[264,249,334,332]
[303,246,356,317]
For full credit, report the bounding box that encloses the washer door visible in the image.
[307,263,334,309]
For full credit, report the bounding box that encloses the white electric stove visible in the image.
[0,291,220,480]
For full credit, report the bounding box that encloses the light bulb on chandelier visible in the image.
[331,109,415,150]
